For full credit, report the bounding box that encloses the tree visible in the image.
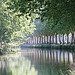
[6,0,75,34]
[0,0,39,52]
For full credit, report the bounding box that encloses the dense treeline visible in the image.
[6,0,75,42]
[6,0,75,34]
[0,0,75,53]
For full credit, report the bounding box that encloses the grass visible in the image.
[21,44,75,50]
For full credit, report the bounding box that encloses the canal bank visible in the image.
[21,44,75,50]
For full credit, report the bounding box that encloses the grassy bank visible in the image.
[21,44,75,50]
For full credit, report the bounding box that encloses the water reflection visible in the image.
[0,53,38,75]
[21,48,75,75]
[21,49,75,65]
[0,49,75,75]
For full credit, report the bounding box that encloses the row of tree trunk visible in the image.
[27,32,75,44]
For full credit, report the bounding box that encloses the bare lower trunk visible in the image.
[0,43,2,52]
[50,35,51,44]
[40,36,41,44]
[44,36,45,44]
[63,34,64,44]
[59,34,61,44]
[31,37,32,44]
[27,40,28,44]
[28,39,30,44]
[47,35,48,44]
[74,32,75,44]
[32,36,33,44]
[35,36,36,44]
[42,36,43,44]
[53,34,54,44]
[71,32,74,44]
[67,34,69,44]
[56,34,57,44]
[37,36,38,44]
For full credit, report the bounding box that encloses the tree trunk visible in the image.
[50,35,51,44]
[31,36,32,44]
[71,32,74,44]
[63,34,64,44]
[37,36,38,44]
[44,36,45,44]
[59,34,61,44]
[53,34,54,44]
[67,34,69,44]
[42,36,43,44]
[29,39,30,44]
[74,32,75,44]
[26,40,28,44]
[47,35,48,44]
[40,36,41,44]
[56,34,57,44]
[32,36,34,44]
[35,36,36,44]
[0,43,2,55]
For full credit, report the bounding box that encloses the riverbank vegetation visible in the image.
[0,0,39,54]
[0,0,75,54]
[21,44,75,50]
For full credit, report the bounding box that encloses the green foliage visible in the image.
[39,0,75,34]
[0,0,75,52]
[10,0,74,36]
[39,0,75,35]
[0,0,39,52]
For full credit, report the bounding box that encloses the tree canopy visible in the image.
[0,0,75,52]
[6,0,75,35]
[0,0,39,51]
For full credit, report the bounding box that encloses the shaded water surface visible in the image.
[0,48,75,75]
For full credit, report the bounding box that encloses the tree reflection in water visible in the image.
[0,55,38,75]
[21,48,75,75]
[0,48,75,75]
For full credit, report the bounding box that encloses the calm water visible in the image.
[0,48,75,75]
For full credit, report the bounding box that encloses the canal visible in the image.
[0,48,75,75]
